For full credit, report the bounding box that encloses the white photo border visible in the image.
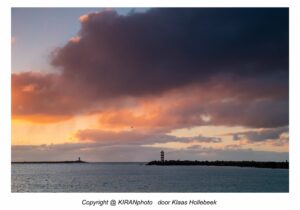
[1,1,299,210]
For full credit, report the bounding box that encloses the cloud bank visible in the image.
[12,8,288,126]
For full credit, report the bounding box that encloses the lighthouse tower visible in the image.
[160,150,165,162]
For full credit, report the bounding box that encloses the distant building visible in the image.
[161,150,165,162]
[78,157,81,161]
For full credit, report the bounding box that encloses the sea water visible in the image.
[11,162,289,192]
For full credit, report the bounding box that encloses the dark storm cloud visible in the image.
[52,8,288,98]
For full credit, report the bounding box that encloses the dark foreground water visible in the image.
[11,163,289,192]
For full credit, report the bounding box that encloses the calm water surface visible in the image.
[11,163,289,192]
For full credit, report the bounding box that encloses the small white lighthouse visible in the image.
[160,150,165,162]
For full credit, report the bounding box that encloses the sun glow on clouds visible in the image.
[12,114,99,145]
[69,36,81,43]
[79,14,89,23]
[21,84,37,92]
[200,114,211,122]
[12,115,72,124]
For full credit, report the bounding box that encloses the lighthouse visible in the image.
[160,150,165,162]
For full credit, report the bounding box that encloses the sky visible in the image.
[11,8,289,162]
